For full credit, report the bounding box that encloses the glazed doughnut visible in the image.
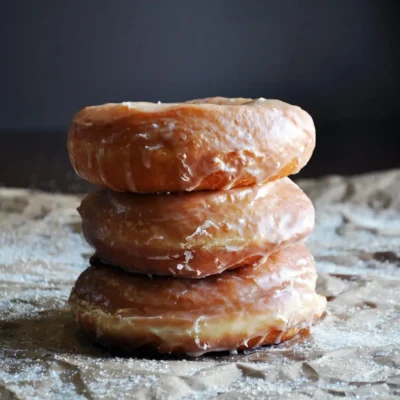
[79,178,314,278]
[69,244,326,356]
[67,97,315,193]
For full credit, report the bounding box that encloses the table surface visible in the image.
[1,170,400,399]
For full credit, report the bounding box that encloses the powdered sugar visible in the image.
[1,170,400,399]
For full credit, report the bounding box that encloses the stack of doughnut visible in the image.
[67,97,326,356]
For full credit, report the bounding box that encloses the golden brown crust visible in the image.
[69,244,326,355]
[69,305,306,355]
[67,97,315,193]
[79,178,314,278]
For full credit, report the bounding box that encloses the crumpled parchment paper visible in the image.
[1,169,399,399]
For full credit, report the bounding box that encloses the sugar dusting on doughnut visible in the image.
[79,178,315,278]
[69,244,326,355]
[68,97,315,193]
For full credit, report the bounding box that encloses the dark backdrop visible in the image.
[1,0,399,192]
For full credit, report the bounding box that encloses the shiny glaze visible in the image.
[70,244,326,355]
[68,97,315,193]
[79,178,315,278]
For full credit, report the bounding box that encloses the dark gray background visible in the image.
[1,0,399,191]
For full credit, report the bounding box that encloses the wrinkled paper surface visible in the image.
[1,170,400,399]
